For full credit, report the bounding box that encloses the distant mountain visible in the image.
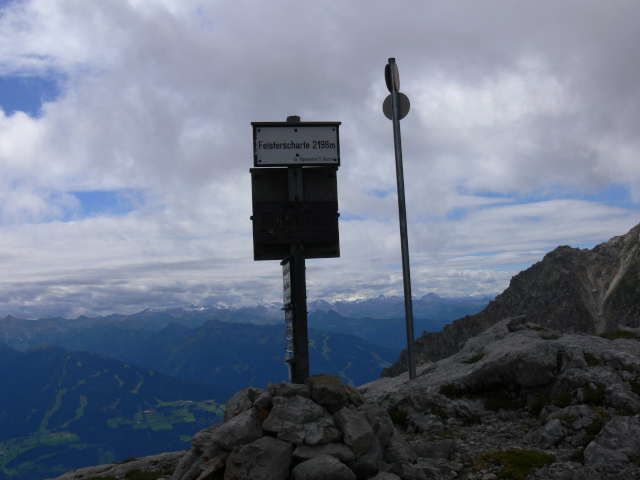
[308,310,443,350]
[384,221,640,376]
[310,293,491,321]
[0,316,397,393]
[0,344,229,480]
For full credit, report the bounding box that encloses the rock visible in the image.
[190,424,221,451]
[332,407,375,457]
[412,438,456,461]
[293,442,355,463]
[389,461,427,480]
[584,415,640,467]
[291,454,356,480]
[346,437,383,479]
[195,450,228,480]
[267,381,311,399]
[369,473,401,480]
[172,448,203,480]
[223,437,293,480]
[383,429,417,464]
[211,407,263,450]
[345,385,366,407]
[224,386,263,422]
[306,374,350,412]
[357,403,395,448]
[409,413,445,434]
[262,395,341,445]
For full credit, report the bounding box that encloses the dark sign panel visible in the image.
[250,167,340,261]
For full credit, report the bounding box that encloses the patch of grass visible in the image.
[630,378,640,396]
[440,384,464,397]
[552,391,572,408]
[584,353,602,367]
[530,395,550,417]
[388,409,408,428]
[477,449,556,480]
[599,331,640,340]
[583,384,605,406]
[571,448,585,464]
[557,414,578,425]
[430,407,446,418]
[124,470,174,480]
[462,353,486,364]
[485,393,524,412]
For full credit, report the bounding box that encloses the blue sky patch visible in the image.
[71,190,143,218]
[0,74,63,117]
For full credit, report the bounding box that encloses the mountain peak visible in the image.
[384,221,640,376]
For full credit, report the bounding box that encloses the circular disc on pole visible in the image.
[385,62,400,92]
[383,92,410,120]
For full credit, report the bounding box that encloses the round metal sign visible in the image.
[383,92,410,120]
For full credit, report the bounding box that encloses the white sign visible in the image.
[253,122,340,167]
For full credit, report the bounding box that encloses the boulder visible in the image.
[332,407,375,457]
[346,437,383,478]
[190,424,221,451]
[306,374,349,412]
[262,395,342,445]
[584,415,640,468]
[291,454,356,480]
[223,436,293,480]
[268,380,311,399]
[383,429,417,464]
[211,407,263,450]
[224,386,264,422]
[357,403,395,448]
[293,442,355,463]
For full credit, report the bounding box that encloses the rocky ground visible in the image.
[49,317,640,480]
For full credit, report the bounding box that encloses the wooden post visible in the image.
[290,244,309,383]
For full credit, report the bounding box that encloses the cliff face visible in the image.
[383,222,640,377]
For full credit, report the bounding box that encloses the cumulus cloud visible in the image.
[0,0,639,317]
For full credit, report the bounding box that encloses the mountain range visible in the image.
[46,222,640,480]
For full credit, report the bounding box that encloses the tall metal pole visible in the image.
[387,58,416,380]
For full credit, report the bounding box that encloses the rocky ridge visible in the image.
[383,222,640,377]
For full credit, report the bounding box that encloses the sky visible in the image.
[1,0,639,319]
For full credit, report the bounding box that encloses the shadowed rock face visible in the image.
[383,222,640,377]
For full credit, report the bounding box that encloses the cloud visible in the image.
[0,0,639,317]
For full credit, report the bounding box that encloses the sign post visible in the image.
[383,58,417,380]
[251,116,340,384]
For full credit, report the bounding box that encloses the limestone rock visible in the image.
[383,429,417,464]
[268,380,311,399]
[332,407,375,457]
[211,407,263,450]
[190,424,221,451]
[306,374,350,412]
[291,454,356,480]
[346,437,383,479]
[224,386,264,422]
[357,403,395,448]
[262,395,341,445]
[584,415,640,467]
[223,436,293,480]
[293,442,355,463]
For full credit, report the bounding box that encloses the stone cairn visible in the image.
[171,374,420,480]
